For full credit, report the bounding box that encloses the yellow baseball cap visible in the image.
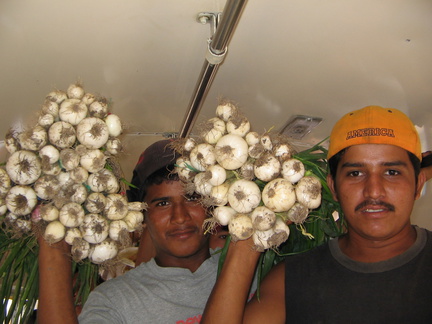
[327,105,422,161]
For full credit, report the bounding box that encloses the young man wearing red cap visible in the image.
[37,139,226,323]
[201,106,432,324]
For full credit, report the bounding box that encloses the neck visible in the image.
[154,247,211,273]
[339,225,417,263]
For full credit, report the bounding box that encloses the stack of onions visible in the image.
[0,83,144,264]
[173,100,323,251]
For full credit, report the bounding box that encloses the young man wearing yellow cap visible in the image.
[201,106,432,324]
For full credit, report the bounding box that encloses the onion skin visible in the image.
[48,121,77,149]
[105,114,123,137]
[80,213,109,244]
[76,117,109,149]
[281,159,305,183]
[5,185,38,216]
[227,179,261,214]
[215,134,249,170]
[228,213,254,241]
[6,150,42,185]
[44,220,66,244]
[262,178,296,212]
[295,176,322,209]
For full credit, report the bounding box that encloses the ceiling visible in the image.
[0,0,431,227]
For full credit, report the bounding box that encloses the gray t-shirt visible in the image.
[79,252,220,324]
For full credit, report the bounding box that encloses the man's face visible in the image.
[144,180,209,266]
[327,144,425,242]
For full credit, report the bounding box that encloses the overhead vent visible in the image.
[279,115,322,140]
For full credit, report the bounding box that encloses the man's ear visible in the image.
[327,174,339,202]
[415,170,427,200]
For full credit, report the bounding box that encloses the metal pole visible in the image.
[178,0,248,138]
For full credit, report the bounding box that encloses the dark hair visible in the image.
[328,148,421,186]
[139,164,179,201]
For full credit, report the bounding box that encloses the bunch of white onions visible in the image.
[173,99,323,251]
[0,83,144,264]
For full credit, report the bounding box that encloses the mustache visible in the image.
[355,200,395,212]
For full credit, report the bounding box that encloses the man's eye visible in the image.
[348,170,361,177]
[185,194,200,201]
[386,169,400,176]
[155,201,169,207]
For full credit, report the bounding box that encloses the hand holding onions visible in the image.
[0,83,139,265]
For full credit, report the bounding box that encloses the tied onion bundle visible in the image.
[0,83,143,323]
[1,83,143,263]
[171,99,345,256]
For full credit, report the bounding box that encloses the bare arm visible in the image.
[201,238,260,324]
[202,238,286,324]
[37,237,78,324]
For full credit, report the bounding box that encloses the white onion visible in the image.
[39,145,60,165]
[89,99,108,118]
[109,220,129,241]
[39,204,59,221]
[41,100,60,117]
[6,150,41,185]
[18,125,48,151]
[281,158,305,183]
[48,121,77,149]
[34,174,60,200]
[85,192,107,213]
[228,213,254,241]
[123,210,144,232]
[189,143,217,171]
[46,90,68,104]
[201,117,226,144]
[215,102,237,122]
[59,148,80,171]
[250,206,276,231]
[59,202,85,227]
[71,238,90,262]
[105,114,123,137]
[215,134,249,170]
[209,182,230,206]
[227,179,261,213]
[5,185,37,216]
[105,138,123,155]
[206,164,227,186]
[81,93,96,105]
[104,194,129,220]
[89,239,118,264]
[226,115,250,137]
[287,202,310,224]
[38,113,55,128]
[212,206,236,226]
[66,83,85,99]
[262,178,296,212]
[44,220,66,244]
[245,131,260,146]
[76,117,109,149]
[254,152,281,182]
[174,157,196,182]
[80,149,107,173]
[295,176,322,209]
[80,213,109,244]
[64,227,82,245]
[59,99,88,125]
[260,134,273,151]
